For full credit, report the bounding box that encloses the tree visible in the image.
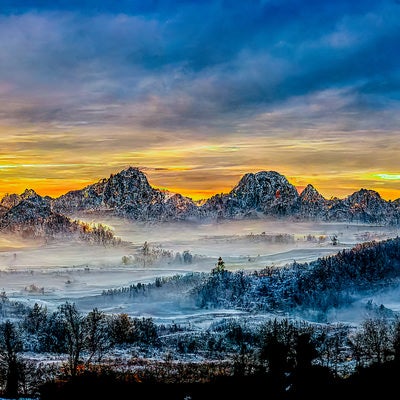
[23,303,48,335]
[330,234,338,246]
[295,332,318,370]
[0,321,23,398]
[84,308,109,366]
[58,302,85,376]
[212,257,225,274]
[142,241,150,267]
[108,313,133,345]
[350,317,391,366]
[132,318,158,345]
[259,331,290,395]
[183,250,193,264]
[40,310,68,354]
[121,255,130,265]
[392,317,400,362]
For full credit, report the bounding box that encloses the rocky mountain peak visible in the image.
[300,184,326,203]
[200,170,300,218]
[0,195,52,231]
[298,184,328,219]
[21,188,39,200]
[0,193,21,209]
[0,188,45,210]
[346,188,383,204]
[233,170,296,194]
[328,188,393,223]
[2,167,399,224]
[234,170,289,191]
[114,166,142,177]
[234,171,299,213]
[102,167,156,209]
[52,166,198,220]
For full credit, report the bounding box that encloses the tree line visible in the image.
[193,236,400,317]
[1,300,400,398]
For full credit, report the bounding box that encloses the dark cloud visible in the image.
[0,0,399,132]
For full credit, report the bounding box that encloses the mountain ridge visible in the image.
[1,166,399,225]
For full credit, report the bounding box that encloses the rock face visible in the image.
[0,204,8,217]
[52,167,199,221]
[327,189,396,223]
[2,167,400,225]
[0,189,57,229]
[0,188,49,210]
[0,191,121,245]
[298,184,329,220]
[0,194,52,229]
[200,171,300,219]
[0,193,78,239]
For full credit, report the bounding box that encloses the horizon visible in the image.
[1,166,398,202]
[0,1,399,201]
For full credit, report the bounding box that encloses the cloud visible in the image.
[0,1,398,132]
[374,174,400,181]
[0,1,400,200]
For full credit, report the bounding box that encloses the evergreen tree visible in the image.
[212,257,225,274]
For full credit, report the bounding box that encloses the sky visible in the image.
[0,0,399,201]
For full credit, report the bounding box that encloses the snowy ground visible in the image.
[0,217,399,325]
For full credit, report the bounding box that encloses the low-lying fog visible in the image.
[1,216,399,325]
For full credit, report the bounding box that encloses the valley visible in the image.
[0,217,398,325]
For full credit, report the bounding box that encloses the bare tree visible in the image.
[350,317,392,366]
[58,302,85,376]
[0,320,23,398]
[84,308,109,366]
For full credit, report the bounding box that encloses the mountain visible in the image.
[1,167,399,224]
[199,171,299,219]
[0,191,121,245]
[327,188,397,223]
[0,193,52,232]
[0,204,8,217]
[52,166,199,221]
[298,184,329,219]
[0,188,51,210]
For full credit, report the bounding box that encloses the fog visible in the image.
[0,216,399,325]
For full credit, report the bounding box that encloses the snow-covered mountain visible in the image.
[327,188,396,223]
[0,204,8,217]
[297,184,329,220]
[198,172,399,224]
[1,167,399,224]
[52,166,199,221]
[0,188,51,210]
[0,191,121,245]
[199,171,299,219]
[0,192,72,237]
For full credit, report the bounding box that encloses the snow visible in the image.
[0,218,399,324]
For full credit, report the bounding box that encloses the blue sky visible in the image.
[0,0,399,199]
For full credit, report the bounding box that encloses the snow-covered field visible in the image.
[0,217,399,325]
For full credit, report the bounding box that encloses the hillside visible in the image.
[191,236,400,316]
[0,190,122,246]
